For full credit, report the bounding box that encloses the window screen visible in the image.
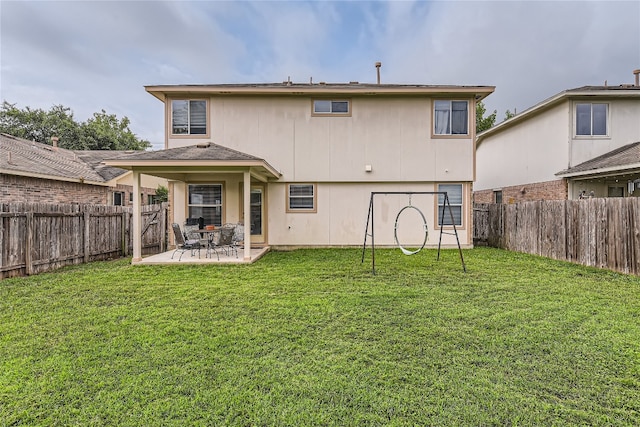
[438,184,463,226]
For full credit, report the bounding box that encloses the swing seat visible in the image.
[394,205,428,255]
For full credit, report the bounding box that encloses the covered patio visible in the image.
[556,141,640,199]
[104,142,281,263]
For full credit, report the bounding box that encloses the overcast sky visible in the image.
[2,0,639,150]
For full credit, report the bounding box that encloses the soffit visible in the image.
[145,83,495,102]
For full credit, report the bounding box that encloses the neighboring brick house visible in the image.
[0,133,164,205]
[475,70,640,203]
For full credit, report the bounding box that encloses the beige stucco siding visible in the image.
[268,182,471,247]
[168,96,475,183]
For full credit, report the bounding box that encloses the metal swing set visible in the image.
[361,191,467,274]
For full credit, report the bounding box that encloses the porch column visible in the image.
[132,170,142,262]
[243,171,251,260]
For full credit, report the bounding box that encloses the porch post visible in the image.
[132,170,142,262]
[243,171,251,260]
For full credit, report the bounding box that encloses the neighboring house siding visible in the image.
[476,89,640,202]
[570,98,640,166]
[1,174,110,204]
[0,174,159,205]
[475,102,569,193]
[474,179,567,203]
[113,183,159,206]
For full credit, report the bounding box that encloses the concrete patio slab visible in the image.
[133,247,270,265]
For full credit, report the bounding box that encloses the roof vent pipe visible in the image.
[634,69,640,87]
[375,62,382,85]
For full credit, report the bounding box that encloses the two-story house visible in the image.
[474,70,640,204]
[106,81,494,262]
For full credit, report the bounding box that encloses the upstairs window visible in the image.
[576,103,608,136]
[172,100,207,135]
[287,184,316,212]
[313,100,350,115]
[434,100,468,135]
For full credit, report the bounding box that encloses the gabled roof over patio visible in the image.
[103,141,281,182]
[556,141,640,179]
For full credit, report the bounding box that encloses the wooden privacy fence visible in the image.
[1,202,168,279]
[473,199,640,275]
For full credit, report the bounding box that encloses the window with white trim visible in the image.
[434,100,468,135]
[438,184,463,226]
[188,184,222,226]
[313,100,350,115]
[576,103,607,136]
[288,184,316,212]
[172,100,207,135]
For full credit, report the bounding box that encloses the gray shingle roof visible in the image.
[556,141,640,176]
[104,142,264,162]
[567,85,640,92]
[0,133,130,183]
[146,82,494,91]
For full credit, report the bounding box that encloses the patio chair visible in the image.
[205,229,221,261]
[184,222,208,247]
[224,223,244,257]
[171,223,201,260]
[218,226,237,258]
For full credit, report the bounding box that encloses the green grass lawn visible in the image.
[1,248,639,426]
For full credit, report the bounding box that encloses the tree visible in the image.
[476,101,497,133]
[155,185,169,203]
[504,109,516,120]
[0,101,80,147]
[80,110,150,150]
[0,101,150,150]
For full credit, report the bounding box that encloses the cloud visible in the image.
[2,0,639,150]
[375,1,640,117]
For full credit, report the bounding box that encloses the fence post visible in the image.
[84,210,90,263]
[160,203,167,252]
[25,212,33,275]
[122,211,127,257]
